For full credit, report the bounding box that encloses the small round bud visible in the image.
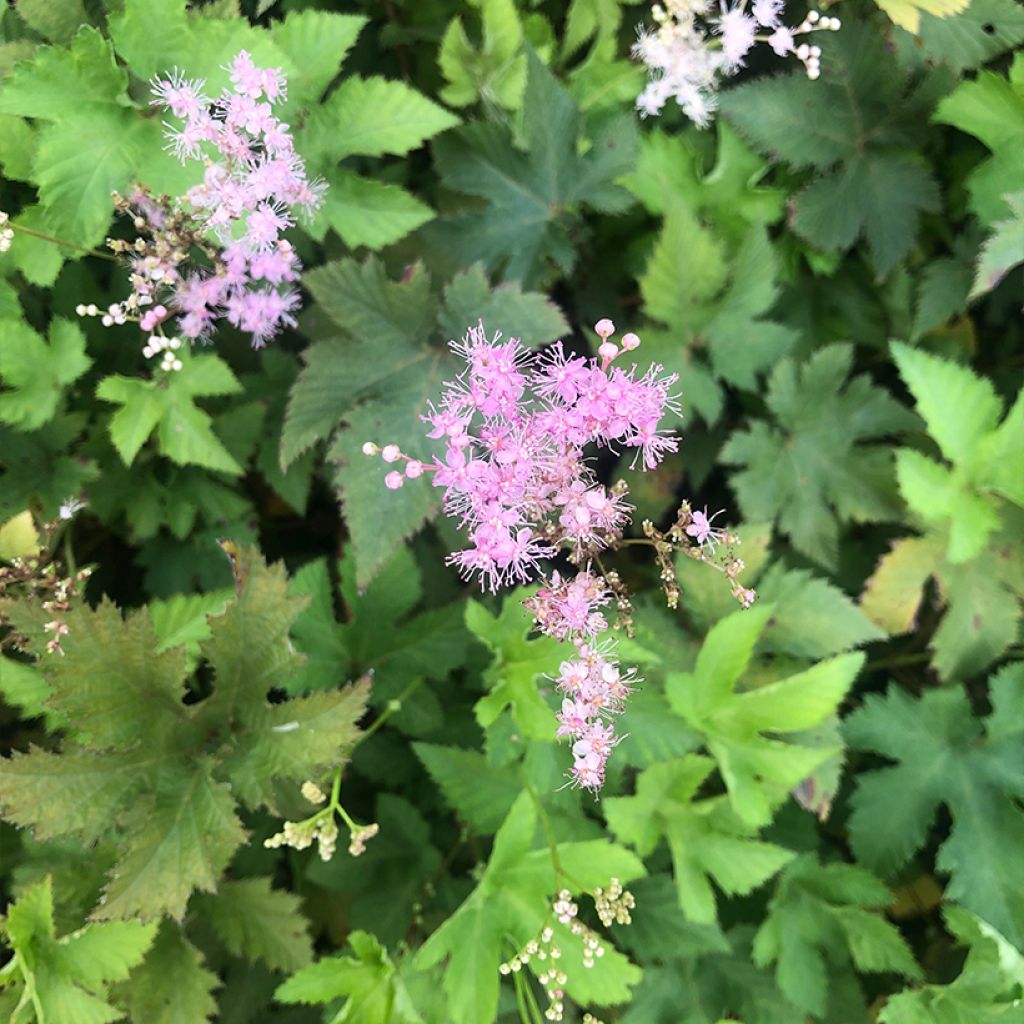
[385,471,404,490]
[808,9,820,20]
[102,315,114,327]
[598,341,618,361]
[75,304,87,316]
[621,332,640,350]
[594,318,615,339]
[405,460,424,478]
[362,442,379,456]
[381,444,401,463]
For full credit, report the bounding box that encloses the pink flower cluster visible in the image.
[105,51,322,349]
[377,319,678,591]
[370,319,679,790]
[527,572,639,790]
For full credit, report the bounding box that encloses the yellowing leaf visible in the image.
[873,0,970,34]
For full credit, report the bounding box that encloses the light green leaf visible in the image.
[0,317,90,430]
[0,876,156,1024]
[0,27,126,119]
[97,354,243,473]
[270,10,366,105]
[315,169,434,250]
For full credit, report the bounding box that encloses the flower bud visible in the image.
[594,318,615,339]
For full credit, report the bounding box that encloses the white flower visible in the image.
[58,497,85,521]
[753,0,784,25]
[717,7,757,68]
[768,25,795,55]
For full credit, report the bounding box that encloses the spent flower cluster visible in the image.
[94,51,321,354]
[633,0,841,125]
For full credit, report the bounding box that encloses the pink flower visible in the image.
[685,507,726,550]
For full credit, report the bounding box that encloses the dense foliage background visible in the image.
[0,0,1022,1021]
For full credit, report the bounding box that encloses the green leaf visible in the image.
[15,0,91,45]
[756,563,886,659]
[97,354,243,473]
[467,591,562,740]
[605,757,794,924]
[301,76,458,165]
[276,931,422,1024]
[722,344,914,568]
[269,10,366,105]
[221,679,370,810]
[438,0,527,109]
[722,25,943,275]
[438,264,569,349]
[423,49,636,286]
[194,878,312,973]
[0,27,126,119]
[667,608,863,826]
[753,856,918,1017]
[114,920,219,1024]
[0,876,156,1024]
[845,667,1024,947]
[314,169,434,250]
[34,108,154,248]
[94,761,245,923]
[891,341,1002,466]
[39,601,189,750]
[0,317,91,430]
[416,793,644,1024]
[909,0,1024,71]
[413,743,521,834]
[880,907,1024,1022]
[971,192,1024,299]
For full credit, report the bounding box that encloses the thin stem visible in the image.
[354,675,425,747]
[10,222,118,262]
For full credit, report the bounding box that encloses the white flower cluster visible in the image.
[633,0,841,125]
[142,334,184,373]
[0,211,12,253]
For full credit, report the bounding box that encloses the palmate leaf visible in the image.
[721,24,942,276]
[844,665,1024,948]
[0,318,91,430]
[604,756,794,925]
[861,520,1024,681]
[281,258,566,586]
[665,607,864,827]
[96,761,247,924]
[438,0,527,109]
[421,48,636,287]
[0,547,368,922]
[415,793,644,1024]
[0,876,156,1024]
[97,354,243,474]
[753,856,919,1016]
[722,344,916,568]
